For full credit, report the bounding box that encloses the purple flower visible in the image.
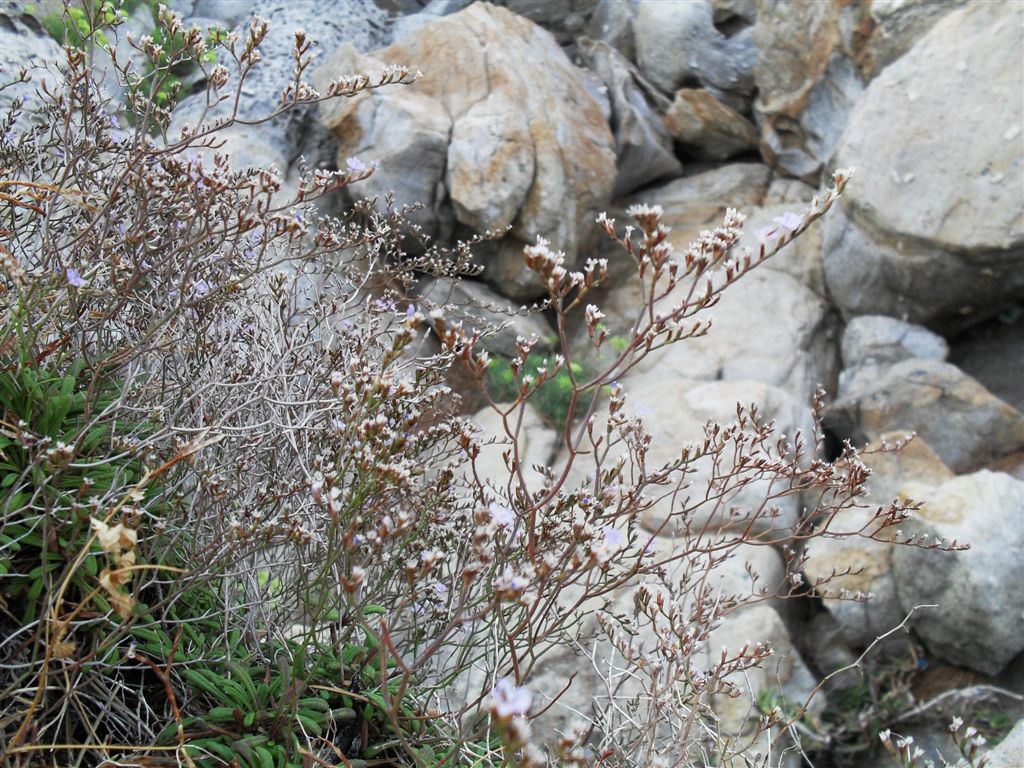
[66,268,88,287]
[345,156,366,174]
[602,525,626,550]
[109,115,120,130]
[491,678,532,718]
[488,501,515,529]
[755,225,778,244]
[773,211,802,232]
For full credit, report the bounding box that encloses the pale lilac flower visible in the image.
[773,211,802,232]
[488,501,515,529]
[109,115,120,130]
[432,582,447,595]
[346,156,366,174]
[491,678,532,718]
[754,225,778,244]
[66,268,88,287]
[602,525,626,550]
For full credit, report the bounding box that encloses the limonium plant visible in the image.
[0,3,963,767]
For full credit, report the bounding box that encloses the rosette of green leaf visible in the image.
[0,357,152,624]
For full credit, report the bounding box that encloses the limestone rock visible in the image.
[892,471,1024,675]
[665,88,759,161]
[634,0,756,102]
[585,0,638,61]
[803,433,953,651]
[578,39,683,197]
[823,1,1024,330]
[0,10,65,121]
[842,316,949,369]
[464,402,559,496]
[838,316,949,396]
[417,277,555,358]
[316,3,616,300]
[615,378,811,539]
[864,0,967,77]
[623,265,830,406]
[825,358,1024,473]
[752,0,867,181]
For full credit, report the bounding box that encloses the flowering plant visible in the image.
[0,5,957,768]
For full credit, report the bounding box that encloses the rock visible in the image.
[168,0,391,190]
[578,39,683,197]
[0,10,66,121]
[842,316,949,369]
[416,277,555,358]
[492,0,599,46]
[825,358,1024,474]
[389,0,471,41]
[620,264,831,405]
[891,471,1024,675]
[950,309,1024,414]
[823,2,1024,330]
[316,3,616,300]
[465,402,560,496]
[838,316,948,396]
[585,0,638,61]
[614,378,812,539]
[980,718,1024,768]
[665,88,759,161]
[803,433,953,651]
[712,0,757,27]
[705,605,822,739]
[763,176,817,207]
[864,0,967,77]
[634,0,756,102]
[735,200,829,299]
[752,0,867,181]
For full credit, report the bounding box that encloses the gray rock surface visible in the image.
[803,433,954,651]
[823,1,1024,330]
[752,0,866,181]
[825,358,1024,474]
[864,0,967,77]
[316,3,616,300]
[0,10,66,120]
[634,0,755,102]
[578,39,683,197]
[950,310,1024,414]
[838,315,948,396]
[612,377,811,539]
[892,471,1024,676]
[417,277,555,358]
[841,316,949,369]
[665,88,759,161]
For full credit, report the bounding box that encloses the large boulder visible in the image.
[0,9,66,121]
[862,0,967,77]
[664,88,759,161]
[838,316,948,396]
[595,377,812,539]
[803,433,953,651]
[417,278,555,358]
[822,1,1024,330]
[751,0,867,181]
[892,471,1024,676]
[577,39,683,197]
[825,358,1024,474]
[634,0,756,105]
[316,2,617,300]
